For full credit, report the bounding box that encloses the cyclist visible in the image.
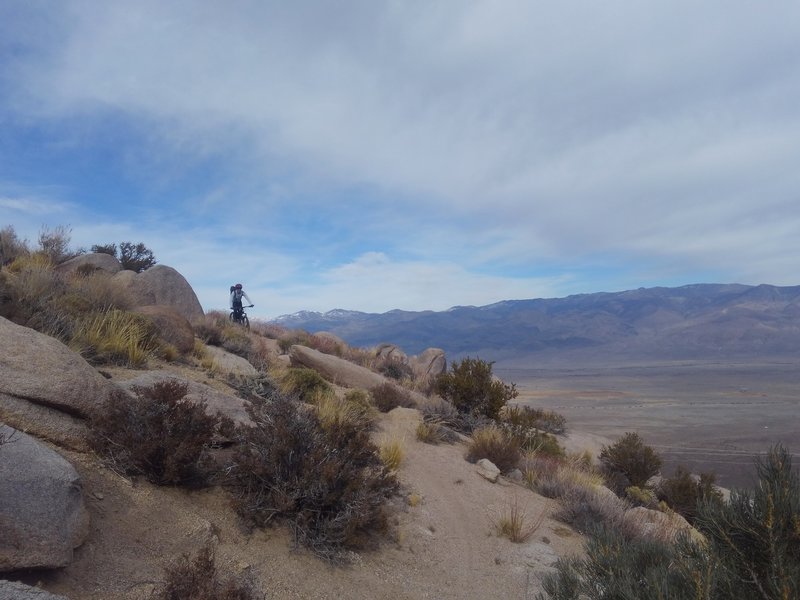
[229,283,253,322]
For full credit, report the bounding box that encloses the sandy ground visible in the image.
[11,367,585,600]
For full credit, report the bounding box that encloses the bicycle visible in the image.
[230,304,253,329]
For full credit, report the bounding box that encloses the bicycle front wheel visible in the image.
[242,315,250,330]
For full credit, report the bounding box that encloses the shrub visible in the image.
[501,421,565,456]
[194,312,227,346]
[378,360,413,381]
[38,225,82,264]
[625,485,659,508]
[465,426,521,473]
[658,466,722,523]
[434,357,517,420]
[522,453,605,500]
[90,380,220,486]
[693,445,800,599]
[152,543,262,600]
[225,395,399,560]
[599,432,662,492]
[370,382,415,412]
[416,421,457,445]
[279,368,333,403]
[315,395,375,434]
[502,405,566,435]
[494,496,545,543]
[0,225,29,266]
[419,396,485,434]
[553,486,629,536]
[92,241,157,272]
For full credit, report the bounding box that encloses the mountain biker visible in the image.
[229,283,253,319]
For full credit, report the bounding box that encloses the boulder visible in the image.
[289,345,427,404]
[375,343,408,364]
[117,373,253,427]
[0,580,69,599]
[203,345,259,377]
[133,305,195,354]
[0,317,117,449]
[0,424,89,571]
[55,252,122,276]
[476,458,501,483]
[624,506,702,543]
[409,348,447,379]
[112,265,203,322]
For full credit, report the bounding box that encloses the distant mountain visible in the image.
[271,284,800,366]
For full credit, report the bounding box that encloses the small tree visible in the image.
[434,357,517,420]
[599,432,662,490]
[90,241,157,272]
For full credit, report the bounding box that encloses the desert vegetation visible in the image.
[434,357,518,419]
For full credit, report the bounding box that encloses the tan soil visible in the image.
[13,358,587,600]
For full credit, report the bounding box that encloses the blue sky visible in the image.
[2,1,799,320]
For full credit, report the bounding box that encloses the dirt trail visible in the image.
[17,406,583,600]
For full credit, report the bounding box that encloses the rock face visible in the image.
[0,317,117,449]
[55,252,122,276]
[0,425,89,571]
[376,343,408,364]
[409,348,447,379]
[133,305,195,354]
[113,265,204,322]
[203,345,259,377]
[117,373,253,427]
[0,580,69,600]
[290,345,390,390]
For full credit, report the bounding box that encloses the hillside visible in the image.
[272,283,800,365]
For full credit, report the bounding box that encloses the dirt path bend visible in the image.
[21,408,583,600]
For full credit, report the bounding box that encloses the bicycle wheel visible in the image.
[242,315,250,330]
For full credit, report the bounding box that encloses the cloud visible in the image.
[2,1,799,314]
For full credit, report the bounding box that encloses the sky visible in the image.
[2,1,799,320]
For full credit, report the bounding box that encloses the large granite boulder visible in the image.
[0,317,117,450]
[375,343,408,364]
[409,348,447,379]
[0,580,69,599]
[55,252,122,276]
[133,305,195,354]
[117,373,253,427]
[112,265,203,322]
[203,345,259,377]
[289,345,426,404]
[0,425,89,571]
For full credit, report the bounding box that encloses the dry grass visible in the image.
[493,496,546,543]
[316,395,375,433]
[379,435,406,472]
[73,308,160,366]
[370,382,415,412]
[465,426,521,473]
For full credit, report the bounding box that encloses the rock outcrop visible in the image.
[409,348,447,379]
[0,580,69,599]
[55,252,122,276]
[375,343,408,364]
[203,345,259,377]
[0,425,89,571]
[112,265,204,321]
[133,305,195,354]
[0,317,117,449]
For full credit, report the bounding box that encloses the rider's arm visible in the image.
[242,291,252,304]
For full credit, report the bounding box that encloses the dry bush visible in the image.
[276,330,312,354]
[657,466,723,523]
[152,543,262,600]
[523,453,604,499]
[279,368,333,403]
[554,485,630,535]
[225,395,399,560]
[64,270,131,312]
[419,396,484,434]
[37,224,80,264]
[90,380,220,487]
[465,426,521,473]
[370,382,415,412]
[220,325,252,359]
[378,435,405,471]
[494,496,545,543]
[377,358,413,381]
[0,225,30,266]
[502,405,567,435]
[306,333,345,356]
[625,485,659,509]
[246,336,274,372]
[416,421,448,445]
[249,321,287,340]
[73,309,161,366]
[194,312,228,346]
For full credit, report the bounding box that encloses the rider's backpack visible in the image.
[230,285,235,293]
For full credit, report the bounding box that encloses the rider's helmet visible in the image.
[235,283,243,289]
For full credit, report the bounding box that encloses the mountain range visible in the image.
[271,283,800,366]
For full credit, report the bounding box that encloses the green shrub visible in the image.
[225,395,399,560]
[279,368,333,403]
[370,382,415,412]
[434,357,517,420]
[465,426,521,473]
[625,485,659,508]
[658,466,722,523]
[90,380,220,487]
[378,360,413,381]
[91,241,157,272]
[152,543,262,600]
[599,432,662,492]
